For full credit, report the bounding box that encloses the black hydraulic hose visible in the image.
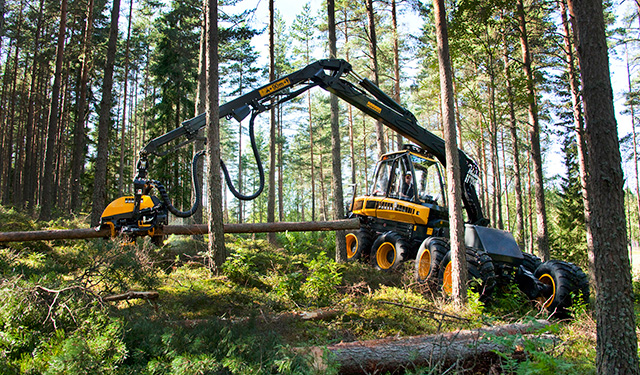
[155,150,206,218]
[221,110,265,200]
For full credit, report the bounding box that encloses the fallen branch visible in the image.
[103,291,159,302]
[305,319,551,374]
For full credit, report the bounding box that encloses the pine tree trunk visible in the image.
[517,0,549,261]
[267,0,277,244]
[206,0,225,271]
[319,149,328,221]
[362,115,369,193]
[278,105,284,221]
[567,0,640,373]
[328,0,346,262]
[308,92,316,221]
[560,0,590,245]
[193,1,206,234]
[503,40,525,249]
[434,0,467,305]
[90,0,121,226]
[12,67,27,208]
[70,0,94,213]
[342,16,357,189]
[23,0,44,212]
[391,0,402,149]
[118,0,134,197]
[1,43,18,206]
[39,0,68,221]
[488,64,503,229]
[366,0,386,158]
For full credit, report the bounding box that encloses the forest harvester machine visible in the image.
[99,59,589,316]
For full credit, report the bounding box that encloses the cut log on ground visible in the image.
[0,219,360,243]
[305,320,551,374]
[103,291,159,302]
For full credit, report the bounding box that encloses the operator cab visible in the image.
[349,145,450,240]
[369,145,447,209]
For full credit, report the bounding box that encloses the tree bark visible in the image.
[70,0,94,213]
[503,39,525,249]
[23,0,44,212]
[306,320,551,374]
[365,0,386,158]
[517,0,549,261]
[39,0,68,221]
[267,0,277,245]
[434,0,467,305]
[327,0,347,262]
[391,0,403,149]
[118,0,134,197]
[90,0,121,226]
[568,0,640,372]
[1,42,18,206]
[206,0,225,271]
[192,0,206,240]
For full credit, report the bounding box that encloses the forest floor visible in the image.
[0,207,612,374]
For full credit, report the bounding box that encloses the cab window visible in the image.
[370,160,393,197]
[411,155,446,207]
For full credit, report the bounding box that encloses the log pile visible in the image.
[306,320,551,374]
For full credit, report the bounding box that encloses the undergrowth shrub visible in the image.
[0,278,127,374]
[122,317,310,374]
[488,283,533,317]
[281,231,335,256]
[302,252,342,306]
[223,239,291,289]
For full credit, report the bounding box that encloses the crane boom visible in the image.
[139,59,487,225]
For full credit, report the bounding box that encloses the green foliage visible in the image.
[0,277,127,374]
[301,252,342,306]
[122,318,309,374]
[487,283,534,317]
[549,126,588,268]
[281,230,335,256]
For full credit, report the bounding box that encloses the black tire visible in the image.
[345,230,374,262]
[568,262,590,305]
[438,247,496,300]
[415,237,448,285]
[534,260,589,316]
[521,252,542,274]
[371,232,409,271]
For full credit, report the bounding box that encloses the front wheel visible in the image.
[534,260,590,316]
[438,247,496,300]
[371,232,409,271]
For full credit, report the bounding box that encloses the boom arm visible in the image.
[139,59,487,225]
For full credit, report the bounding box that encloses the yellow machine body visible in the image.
[100,195,159,237]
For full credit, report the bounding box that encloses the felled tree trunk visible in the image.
[306,320,550,374]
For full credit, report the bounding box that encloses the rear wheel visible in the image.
[534,260,589,316]
[371,232,409,271]
[345,230,374,262]
[439,247,496,300]
[415,237,448,285]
